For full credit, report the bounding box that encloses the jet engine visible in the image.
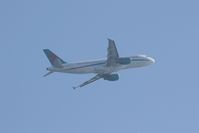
[103,74,119,81]
[118,57,131,65]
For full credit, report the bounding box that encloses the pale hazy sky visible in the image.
[0,0,199,133]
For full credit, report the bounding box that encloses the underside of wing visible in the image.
[73,73,120,89]
[73,74,102,89]
[107,39,119,66]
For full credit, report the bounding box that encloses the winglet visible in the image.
[72,86,78,89]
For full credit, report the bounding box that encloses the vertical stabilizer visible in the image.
[43,49,66,67]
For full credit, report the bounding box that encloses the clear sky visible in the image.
[1,0,199,133]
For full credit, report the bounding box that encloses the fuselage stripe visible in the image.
[65,59,149,70]
[66,62,106,70]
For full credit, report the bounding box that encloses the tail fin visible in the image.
[43,49,66,67]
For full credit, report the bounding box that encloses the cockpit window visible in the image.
[132,55,147,58]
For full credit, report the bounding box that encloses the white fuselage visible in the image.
[47,55,155,74]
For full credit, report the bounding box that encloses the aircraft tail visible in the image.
[43,49,66,67]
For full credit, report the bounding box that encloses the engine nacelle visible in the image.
[118,57,131,65]
[103,74,119,81]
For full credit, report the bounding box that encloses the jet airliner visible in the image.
[43,39,155,89]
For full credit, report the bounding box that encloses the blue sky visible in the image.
[0,0,199,133]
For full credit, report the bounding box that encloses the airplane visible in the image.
[43,39,155,89]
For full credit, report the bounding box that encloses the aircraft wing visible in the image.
[73,74,102,89]
[43,71,53,77]
[107,39,119,66]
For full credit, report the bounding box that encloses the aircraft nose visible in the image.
[148,57,155,63]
